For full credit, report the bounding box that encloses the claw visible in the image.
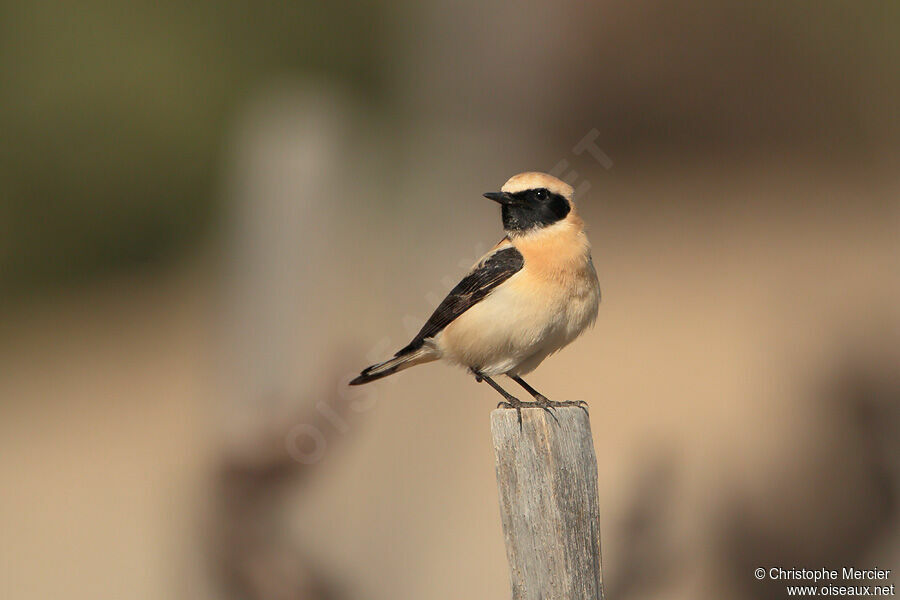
[541,406,559,424]
[565,401,589,418]
[497,399,525,430]
[533,397,560,425]
[535,397,590,420]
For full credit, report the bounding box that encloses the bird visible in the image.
[349,171,601,424]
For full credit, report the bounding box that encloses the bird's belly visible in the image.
[436,271,598,376]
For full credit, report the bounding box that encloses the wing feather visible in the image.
[396,244,523,355]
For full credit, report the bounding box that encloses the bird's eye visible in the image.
[534,189,548,200]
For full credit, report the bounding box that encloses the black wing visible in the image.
[396,245,524,355]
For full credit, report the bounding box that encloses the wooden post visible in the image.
[491,407,605,600]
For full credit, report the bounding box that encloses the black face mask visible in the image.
[501,188,571,233]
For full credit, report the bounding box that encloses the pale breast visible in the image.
[436,254,599,376]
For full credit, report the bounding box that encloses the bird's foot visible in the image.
[533,396,589,418]
[496,396,526,429]
[530,395,560,424]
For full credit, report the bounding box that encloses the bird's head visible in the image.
[483,172,576,236]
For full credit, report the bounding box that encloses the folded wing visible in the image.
[398,244,524,355]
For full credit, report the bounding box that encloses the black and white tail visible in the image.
[349,345,435,385]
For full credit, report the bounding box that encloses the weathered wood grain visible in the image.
[491,406,605,600]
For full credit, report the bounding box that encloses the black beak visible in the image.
[483,191,515,205]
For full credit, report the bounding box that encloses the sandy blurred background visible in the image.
[1,2,898,599]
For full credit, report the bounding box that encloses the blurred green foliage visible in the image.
[0,0,394,297]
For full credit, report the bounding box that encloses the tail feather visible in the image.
[349,346,435,385]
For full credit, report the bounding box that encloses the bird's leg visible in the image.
[503,375,558,424]
[510,375,589,417]
[473,370,526,429]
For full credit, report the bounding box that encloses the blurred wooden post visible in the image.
[491,407,605,600]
